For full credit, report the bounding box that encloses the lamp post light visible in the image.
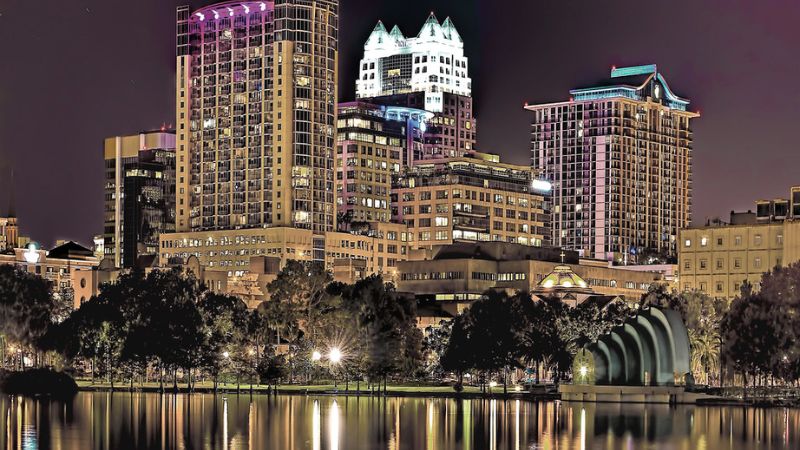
[329,348,342,389]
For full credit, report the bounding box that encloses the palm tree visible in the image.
[689,328,720,385]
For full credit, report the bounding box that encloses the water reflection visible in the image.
[0,392,799,449]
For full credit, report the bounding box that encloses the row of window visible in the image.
[684,233,782,248]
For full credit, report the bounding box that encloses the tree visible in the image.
[265,260,332,343]
[342,275,421,392]
[198,293,250,390]
[722,264,800,387]
[0,265,56,353]
[422,320,453,379]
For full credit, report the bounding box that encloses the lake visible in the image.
[1,392,798,449]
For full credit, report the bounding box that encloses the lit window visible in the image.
[684,239,691,247]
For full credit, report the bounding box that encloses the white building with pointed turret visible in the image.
[356,13,471,113]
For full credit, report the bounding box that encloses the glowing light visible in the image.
[243,4,250,13]
[489,381,497,388]
[212,10,219,19]
[562,280,573,288]
[311,350,322,361]
[514,385,521,392]
[195,12,205,21]
[260,2,266,11]
[227,7,234,16]
[23,243,40,264]
[329,348,342,364]
[542,279,554,288]
[531,179,552,192]
[222,351,230,358]
[580,365,588,377]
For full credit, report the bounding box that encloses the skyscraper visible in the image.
[356,14,476,160]
[103,131,176,268]
[525,64,698,263]
[176,0,338,243]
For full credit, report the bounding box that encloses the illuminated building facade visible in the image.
[356,14,470,105]
[356,14,476,160]
[175,0,339,245]
[679,185,800,299]
[103,131,176,268]
[526,64,698,263]
[335,102,430,225]
[391,153,551,249]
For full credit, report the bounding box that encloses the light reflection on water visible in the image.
[0,392,799,449]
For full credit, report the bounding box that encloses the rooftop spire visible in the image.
[6,167,14,218]
[441,16,462,42]
[418,12,443,39]
[389,24,404,40]
[366,20,389,46]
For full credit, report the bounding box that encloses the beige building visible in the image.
[679,218,800,299]
[0,216,19,252]
[398,242,663,322]
[159,221,415,306]
[0,241,107,309]
[392,152,551,249]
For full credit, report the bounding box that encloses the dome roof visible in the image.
[537,265,592,292]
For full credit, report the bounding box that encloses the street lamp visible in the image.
[329,348,342,388]
[312,350,322,362]
[329,348,342,364]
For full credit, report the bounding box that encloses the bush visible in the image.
[452,381,464,393]
[0,368,78,398]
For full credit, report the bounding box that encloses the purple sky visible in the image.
[1,0,799,247]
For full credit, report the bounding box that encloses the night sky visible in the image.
[1,0,799,247]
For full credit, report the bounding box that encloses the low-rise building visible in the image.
[0,241,108,309]
[159,221,417,306]
[679,215,800,299]
[397,242,662,320]
[678,186,800,299]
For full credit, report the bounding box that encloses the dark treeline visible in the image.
[2,261,800,392]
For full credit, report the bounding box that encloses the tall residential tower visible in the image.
[525,65,698,263]
[176,0,338,244]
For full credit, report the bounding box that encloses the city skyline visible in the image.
[2,0,800,246]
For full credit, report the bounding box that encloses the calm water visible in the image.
[1,392,799,449]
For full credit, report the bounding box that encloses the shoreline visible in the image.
[71,384,800,407]
[76,384,560,400]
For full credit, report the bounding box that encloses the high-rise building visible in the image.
[335,101,430,226]
[356,14,476,160]
[175,0,339,247]
[356,14,470,105]
[391,152,551,249]
[103,131,176,268]
[525,64,698,263]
